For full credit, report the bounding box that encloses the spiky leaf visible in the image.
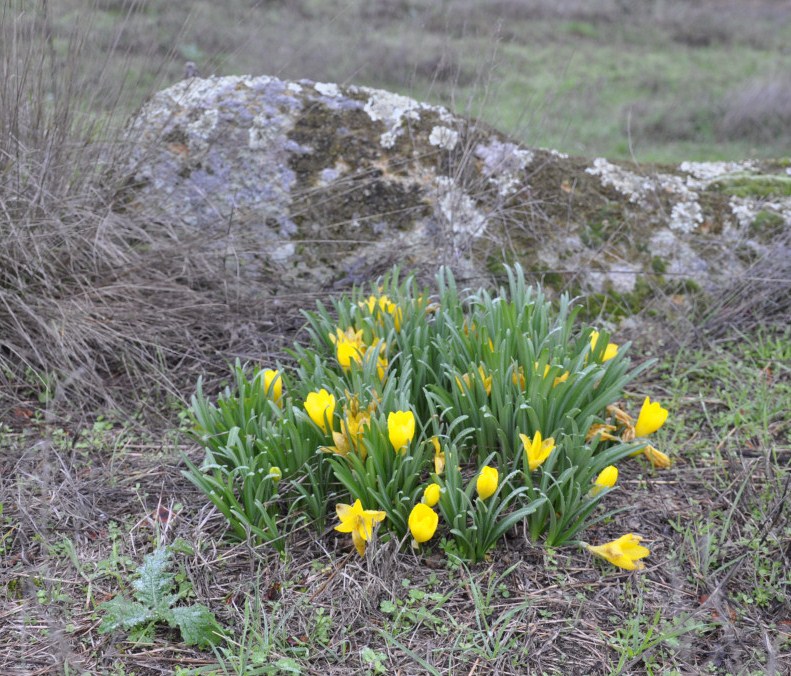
[132,548,177,612]
[98,597,156,633]
[165,604,224,648]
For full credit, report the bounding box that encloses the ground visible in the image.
[2,323,789,675]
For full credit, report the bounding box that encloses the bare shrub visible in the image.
[626,95,722,143]
[700,229,791,337]
[719,75,791,144]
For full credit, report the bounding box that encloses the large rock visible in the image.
[122,74,791,304]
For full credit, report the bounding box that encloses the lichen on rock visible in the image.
[119,74,789,306]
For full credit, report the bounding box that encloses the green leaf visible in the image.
[133,548,177,612]
[166,604,224,649]
[98,597,156,633]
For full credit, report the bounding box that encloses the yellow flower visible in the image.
[321,393,377,461]
[476,465,499,500]
[520,430,556,471]
[304,389,336,432]
[262,369,283,405]
[361,294,402,330]
[408,503,439,544]
[643,445,671,469]
[422,483,441,507]
[336,340,362,369]
[590,330,618,362]
[334,499,387,557]
[268,466,282,483]
[586,533,650,571]
[634,397,668,437]
[387,410,416,452]
[330,327,365,369]
[591,465,618,495]
[431,436,446,475]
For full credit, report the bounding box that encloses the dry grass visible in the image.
[0,2,307,421]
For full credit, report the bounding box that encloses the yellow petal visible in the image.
[334,500,359,533]
[351,529,366,557]
[434,450,446,475]
[595,465,618,488]
[476,465,499,500]
[591,330,619,362]
[262,369,283,405]
[643,445,671,469]
[387,410,416,452]
[358,508,387,541]
[336,340,363,369]
[408,503,439,543]
[422,483,441,507]
[634,397,669,437]
[305,389,336,432]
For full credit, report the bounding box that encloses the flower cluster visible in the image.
[188,265,671,571]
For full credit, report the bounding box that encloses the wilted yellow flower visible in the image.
[320,430,354,458]
[262,369,283,406]
[409,503,439,544]
[431,436,446,475]
[387,410,416,452]
[533,362,570,387]
[643,445,671,469]
[511,365,526,390]
[586,423,620,443]
[634,397,668,437]
[590,330,618,362]
[591,465,618,496]
[606,404,634,427]
[456,365,492,396]
[304,389,336,432]
[320,394,376,461]
[335,499,387,557]
[476,465,499,500]
[586,533,650,571]
[520,430,556,471]
[422,483,441,507]
[361,294,402,330]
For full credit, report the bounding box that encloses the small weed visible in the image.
[607,580,708,674]
[98,546,224,650]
